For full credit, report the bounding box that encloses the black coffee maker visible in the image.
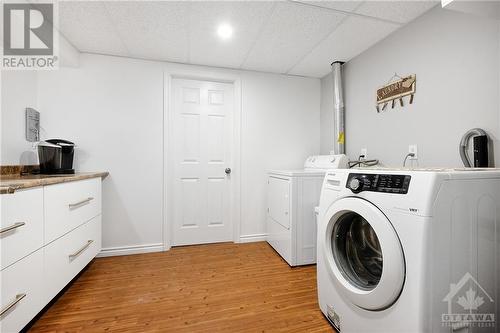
[38,139,75,174]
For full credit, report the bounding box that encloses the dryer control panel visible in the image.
[346,173,411,194]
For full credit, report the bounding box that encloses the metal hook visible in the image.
[387,72,403,84]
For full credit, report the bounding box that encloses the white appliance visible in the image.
[266,154,348,266]
[317,168,500,332]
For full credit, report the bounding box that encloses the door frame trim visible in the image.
[163,70,242,250]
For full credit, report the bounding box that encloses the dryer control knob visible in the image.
[349,177,363,193]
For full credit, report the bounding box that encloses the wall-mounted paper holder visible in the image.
[25,108,40,142]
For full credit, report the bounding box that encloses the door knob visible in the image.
[225,168,231,175]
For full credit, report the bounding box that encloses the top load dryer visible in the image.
[266,154,348,266]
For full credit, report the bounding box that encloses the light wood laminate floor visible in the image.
[28,242,334,332]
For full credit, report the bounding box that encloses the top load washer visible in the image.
[266,155,348,266]
[317,168,500,332]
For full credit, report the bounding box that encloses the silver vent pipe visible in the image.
[331,61,345,155]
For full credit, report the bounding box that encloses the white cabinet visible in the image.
[44,215,101,303]
[0,177,103,332]
[44,178,101,243]
[1,188,44,270]
[0,250,44,333]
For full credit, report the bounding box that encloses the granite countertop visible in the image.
[0,172,109,194]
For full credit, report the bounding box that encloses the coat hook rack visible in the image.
[376,73,416,113]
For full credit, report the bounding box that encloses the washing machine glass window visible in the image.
[322,198,405,310]
[332,212,383,291]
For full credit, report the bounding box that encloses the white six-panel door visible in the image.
[171,78,234,246]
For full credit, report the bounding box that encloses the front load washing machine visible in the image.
[317,168,500,332]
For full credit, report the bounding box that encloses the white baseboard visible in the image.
[239,233,267,243]
[97,243,164,257]
[98,235,268,257]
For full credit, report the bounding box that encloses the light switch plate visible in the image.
[26,108,40,142]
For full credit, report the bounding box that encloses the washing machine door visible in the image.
[322,197,405,310]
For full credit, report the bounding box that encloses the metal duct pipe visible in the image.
[331,61,345,155]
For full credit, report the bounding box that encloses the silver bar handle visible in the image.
[0,185,22,194]
[0,222,26,235]
[69,240,94,259]
[0,293,27,317]
[68,197,94,209]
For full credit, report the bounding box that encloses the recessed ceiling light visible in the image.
[217,23,233,40]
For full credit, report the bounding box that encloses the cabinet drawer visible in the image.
[1,188,44,270]
[44,178,101,243]
[0,250,43,333]
[44,215,101,303]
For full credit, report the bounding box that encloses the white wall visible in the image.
[320,7,500,167]
[31,53,320,251]
[240,71,320,237]
[1,71,39,165]
[0,22,79,166]
[37,55,165,251]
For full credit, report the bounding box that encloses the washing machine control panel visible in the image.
[346,173,411,194]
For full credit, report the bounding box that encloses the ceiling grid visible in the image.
[57,1,439,78]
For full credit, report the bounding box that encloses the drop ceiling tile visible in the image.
[103,1,189,63]
[356,1,438,24]
[242,2,347,74]
[297,1,364,12]
[289,16,399,77]
[189,1,276,69]
[59,1,128,55]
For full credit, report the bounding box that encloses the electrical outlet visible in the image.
[360,148,367,159]
[408,145,418,160]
